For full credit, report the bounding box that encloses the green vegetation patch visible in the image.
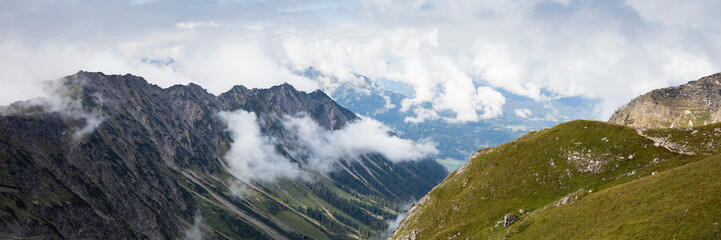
[501,154,721,239]
[394,120,697,239]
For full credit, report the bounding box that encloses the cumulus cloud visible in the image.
[280,0,720,120]
[281,29,507,123]
[219,110,306,182]
[281,114,438,173]
[219,110,437,182]
[1,0,720,121]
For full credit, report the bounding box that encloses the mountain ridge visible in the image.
[0,71,446,239]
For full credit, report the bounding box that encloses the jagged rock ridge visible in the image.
[0,71,446,239]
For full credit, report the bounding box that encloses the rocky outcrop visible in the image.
[609,72,721,129]
[219,83,357,130]
[503,214,519,227]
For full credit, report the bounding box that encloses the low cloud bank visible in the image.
[218,110,306,183]
[219,110,437,183]
[282,114,437,172]
[0,77,105,139]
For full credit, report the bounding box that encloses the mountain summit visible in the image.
[609,72,721,129]
[0,71,446,239]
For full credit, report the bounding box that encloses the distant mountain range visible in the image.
[301,68,594,169]
[392,72,721,239]
[0,72,446,239]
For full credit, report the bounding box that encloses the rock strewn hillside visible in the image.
[609,72,721,129]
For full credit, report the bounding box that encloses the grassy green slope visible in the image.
[393,120,721,239]
[503,154,721,239]
[643,123,721,156]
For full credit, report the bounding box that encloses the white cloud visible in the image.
[515,108,532,118]
[626,0,721,28]
[184,212,203,240]
[472,42,541,101]
[219,110,437,183]
[355,0,719,119]
[281,114,438,169]
[403,107,440,123]
[0,40,134,105]
[0,35,319,107]
[176,21,220,29]
[0,75,106,139]
[381,93,396,109]
[281,29,507,123]
[505,125,532,132]
[218,110,306,182]
[1,0,720,121]
[181,41,319,95]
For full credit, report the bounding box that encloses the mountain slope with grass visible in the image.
[501,152,721,239]
[0,71,446,239]
[392,119,721,239]
[393,73,721,239]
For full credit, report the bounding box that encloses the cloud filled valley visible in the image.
[219,110,437,183]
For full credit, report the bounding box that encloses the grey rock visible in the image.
[609,72,721,129]
[503,214,518,227]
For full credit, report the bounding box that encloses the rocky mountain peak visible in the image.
[609,72,721,129]
[66,71,355,131]
[0,71,446,239]
[219,82,356,130]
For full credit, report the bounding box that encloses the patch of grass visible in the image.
[274,210,331,240]
[194,199,271,240]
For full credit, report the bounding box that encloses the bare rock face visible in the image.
[609,72,721,129]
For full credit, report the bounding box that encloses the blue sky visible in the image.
[1,0,720,122]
